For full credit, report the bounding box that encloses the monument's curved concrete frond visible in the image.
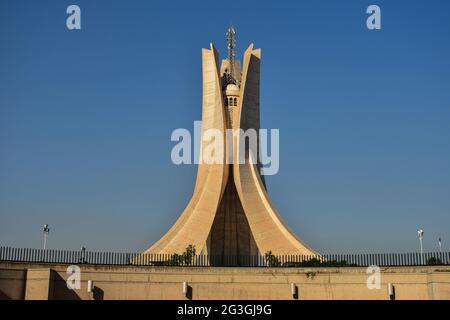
[144,44,229,254]
[233,44,319,256]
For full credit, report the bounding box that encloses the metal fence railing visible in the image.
[0,247,449,267]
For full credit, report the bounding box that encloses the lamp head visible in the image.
[417,229,424,239]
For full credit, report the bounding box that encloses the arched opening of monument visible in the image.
[208,171,259,266]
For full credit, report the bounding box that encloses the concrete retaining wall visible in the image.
[1,262,449,300]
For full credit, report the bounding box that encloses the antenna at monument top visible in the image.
[226,25,236,61]
[225,25,237,85]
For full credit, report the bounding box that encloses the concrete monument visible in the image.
[144,27,317,262]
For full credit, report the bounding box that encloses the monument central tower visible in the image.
[145,27,317,264]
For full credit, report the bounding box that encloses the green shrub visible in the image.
[427,257,443,266]
[264,251,281,267]
[166,244,197,266]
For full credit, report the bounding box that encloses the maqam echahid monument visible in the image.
[144,27,317,261]
[1,27,449,302]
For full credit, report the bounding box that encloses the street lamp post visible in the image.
[81,246,86,264]
[42,224,50,250]
[417,229,424,265]
[438,237,442,253]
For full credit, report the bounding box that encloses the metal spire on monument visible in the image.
[226,25,236,64]
[225,25,237,85]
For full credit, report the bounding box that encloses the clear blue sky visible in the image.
[1,0,449,254]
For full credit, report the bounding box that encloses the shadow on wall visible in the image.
[0,289,11,300]
[51,272,104,300]
[93,286,104,300]
[186,285,192,300]
[51,272,81,300]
